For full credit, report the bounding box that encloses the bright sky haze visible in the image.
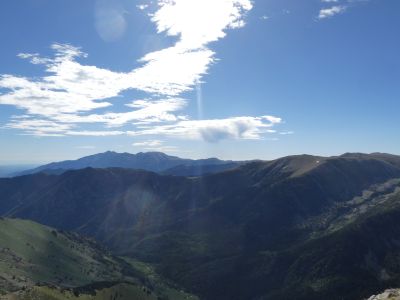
[0,0,399,164]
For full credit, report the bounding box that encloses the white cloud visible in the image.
[130,46,215,95]
[127,116,282,143]
[55,98,188,127]
[4,118,75,136]
[66,130,125,136]
[318,5,346,19]
[132,139,179,153]
[0,0,253,121]
[136,4,149,10]
[318,0,371,20]
[0,45,187,133]
[129,0,253,95]
[2,116,126,137]
[152,0,252,49]
[279,131,294,135]
[133,140,164,147]
[0,0,285,144]
[0,44,126,117]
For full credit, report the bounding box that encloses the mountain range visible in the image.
[14,151,241,177]
[2,152,400,299]
[0,153,400,299]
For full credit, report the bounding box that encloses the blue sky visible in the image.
[0,0,399,164]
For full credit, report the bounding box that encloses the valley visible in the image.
[1,152,400,299]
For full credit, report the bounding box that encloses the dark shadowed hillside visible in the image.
[2,153,400,299]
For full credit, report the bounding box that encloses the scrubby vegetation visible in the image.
[0,218,197,300]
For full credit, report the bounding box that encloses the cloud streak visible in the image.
[0,44,125,117]
[127,116,282,143]
[5,115,282,142]
[0,0,285,143]
[317,0,369,20]
[132,139,179,152]
[318,5,346,19]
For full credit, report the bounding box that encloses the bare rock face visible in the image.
[368,289,400,300]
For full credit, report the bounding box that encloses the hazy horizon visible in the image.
[1,149,399,167]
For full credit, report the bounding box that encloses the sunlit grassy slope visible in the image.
[0,217,134,294]
[0,218,198,300]
[0,284,157,300]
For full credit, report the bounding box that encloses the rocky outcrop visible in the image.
[368,289,400,300]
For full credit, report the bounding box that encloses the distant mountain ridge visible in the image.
[0,165,38,178]
[16,151,241,177]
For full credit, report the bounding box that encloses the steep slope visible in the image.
[0,218,198,300]
[253,188,400,300]
[2,153,400,299]
[1,283,157,300]
[0,218,135,294]
[162,161,240,176]
[367,289,400,300]
[16,151,239,176]
[0,168,189,232]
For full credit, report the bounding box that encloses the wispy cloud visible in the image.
[279,131,294,135]
[0,0,285,143]
[0,44,125,118]
[128,116,282,143]
[133,140,163,147]
[6,115,283,142]
[4,118,74,137]
[132,139,179,153]
[317,0,369,20]
[55,98,188,127]
[136,4,149,11]
[318,5,346,19]
[66,130,125,137]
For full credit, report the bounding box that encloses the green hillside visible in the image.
[1,283,156,300]
[0,218,133,294]
[0,218,198,300]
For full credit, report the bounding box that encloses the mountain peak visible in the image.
[15,151,237,176]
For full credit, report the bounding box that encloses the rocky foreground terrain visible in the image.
[368,289,400,300]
